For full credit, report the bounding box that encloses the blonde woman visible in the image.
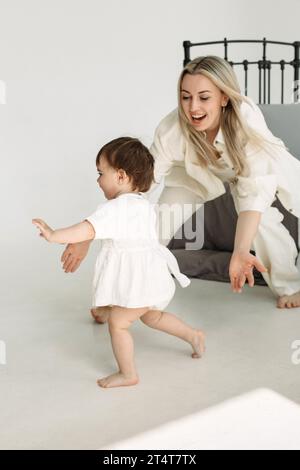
[62,56,300,312]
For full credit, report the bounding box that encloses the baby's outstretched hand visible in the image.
[32,218,54,242]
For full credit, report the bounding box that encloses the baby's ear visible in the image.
[118,168,129,182]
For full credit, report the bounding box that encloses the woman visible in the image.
[62,56,300,312]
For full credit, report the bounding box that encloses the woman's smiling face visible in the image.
[180,73,228,137]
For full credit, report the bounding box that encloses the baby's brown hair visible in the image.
[96,137,155,192]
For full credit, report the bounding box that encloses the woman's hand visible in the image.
[61,240,91,273]
[229,250,268,293]
[32,218,54,242]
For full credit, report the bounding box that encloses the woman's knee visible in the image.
[140,309,162,327]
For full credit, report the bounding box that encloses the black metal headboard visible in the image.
[182,38,300,104]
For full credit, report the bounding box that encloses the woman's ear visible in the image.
[222,95,229,107]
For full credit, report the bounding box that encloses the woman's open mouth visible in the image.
[191,114,207,123]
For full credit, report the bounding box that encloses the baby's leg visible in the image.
[140,309,205,358]
[90,306,111,324]
[97,305,149,389]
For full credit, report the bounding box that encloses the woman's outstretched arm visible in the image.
[61,240,92,273]
[234,210,261,253]
[229,210,268,293]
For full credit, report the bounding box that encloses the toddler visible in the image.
[32,137,205,388]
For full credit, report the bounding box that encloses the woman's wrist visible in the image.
[69,239,92,246]
[233,246,251,255]
[233,212,261,256]
[80,239,93,246]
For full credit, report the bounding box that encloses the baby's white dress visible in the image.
[86,192,190,310]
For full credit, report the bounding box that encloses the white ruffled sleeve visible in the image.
[85,200,119,239]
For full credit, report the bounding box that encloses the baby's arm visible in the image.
[32,218,95,244]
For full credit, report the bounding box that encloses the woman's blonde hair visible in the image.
[177,55,281,176]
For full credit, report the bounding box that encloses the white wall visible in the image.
[0,0,299,243]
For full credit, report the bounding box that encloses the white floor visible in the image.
[103,389,300,450]
[1,242,300,450]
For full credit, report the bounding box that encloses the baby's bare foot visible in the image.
[90,306,111,324]
[190,329,206,358]
[277,292,300,309]
[97,372,139,388]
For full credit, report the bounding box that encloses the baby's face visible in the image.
[96,155,132,199]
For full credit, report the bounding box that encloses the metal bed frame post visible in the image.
[182,38,300,104]
[294,41,300,103]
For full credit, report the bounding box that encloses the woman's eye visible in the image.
[182,96,209,101]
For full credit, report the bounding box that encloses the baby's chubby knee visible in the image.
[108,312,129,330]
[108,306,149,329]
[140,309,162,327]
